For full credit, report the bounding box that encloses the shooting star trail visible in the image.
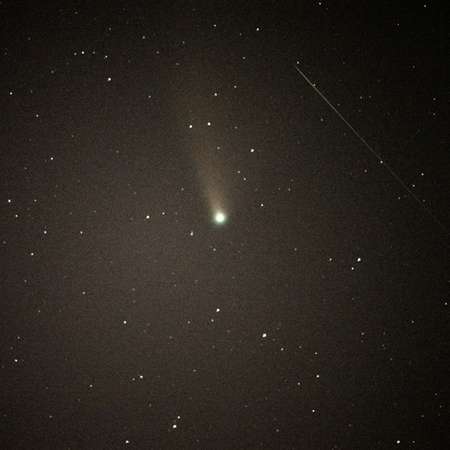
[294,64,448,235]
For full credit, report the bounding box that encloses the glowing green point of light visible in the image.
[214,211,227,224]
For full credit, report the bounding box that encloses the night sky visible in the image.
[1,1,449,449]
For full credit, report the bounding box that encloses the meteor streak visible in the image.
[294,64,448,235]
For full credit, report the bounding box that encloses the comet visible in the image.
[213,210,227,224]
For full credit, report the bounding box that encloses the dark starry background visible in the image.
[1,1,449,449]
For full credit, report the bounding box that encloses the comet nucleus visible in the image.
[213,211,227,224]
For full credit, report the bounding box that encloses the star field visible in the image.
[1,2,449,449]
